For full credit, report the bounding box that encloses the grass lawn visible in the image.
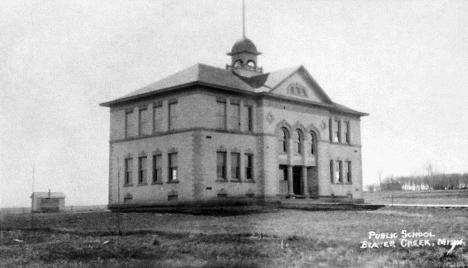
[1,207,467,267]
[364,190,468,205]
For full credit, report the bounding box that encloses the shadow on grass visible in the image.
[2,226,189,238]
[39,242,165,263]
[6,228,269,266]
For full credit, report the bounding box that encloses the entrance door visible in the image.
[278,165,289,195]
[308,166,319,197]
[292,167,302,195]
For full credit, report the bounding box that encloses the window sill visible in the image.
[123,184,134,187]
[167,180,180,184]
[331,183,352,185]
[215,179,228,183]
[137,182,148,186]
[330,141,354,146]
[244,180,255,183]
[229,180,242,183]
[151,182,164,185]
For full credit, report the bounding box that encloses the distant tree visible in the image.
[381,176,402,191]
[462,173,468,189]
[378,169,383,191]
[366,184,376,192]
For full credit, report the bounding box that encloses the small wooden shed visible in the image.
[30,190,66,213]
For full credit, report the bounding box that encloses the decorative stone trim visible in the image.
[217,188,228,198]
[152,149,162,155]
[245,189,255,198]
[168,147,178,153]
[168,190,178,196]
[216,96,227,103]
[230,99,240,105]
[153,100,163,107]
[243,101,253,107]
[167,190,178,201]
[266,112,274,124]
[167,180,179,184]
[292,122,307,133]
[168,195,178,201]
[123,193,133,203]
[168,98,178,104]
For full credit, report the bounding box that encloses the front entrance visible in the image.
[292,167,302,195]
[278,165,318,197]
[307,166,319,197]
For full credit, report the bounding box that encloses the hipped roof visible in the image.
[100,63,367,116]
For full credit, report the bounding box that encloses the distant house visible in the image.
[30,191,65,213]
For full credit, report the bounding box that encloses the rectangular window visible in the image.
[138,156,147,184]
[346,161,352,183]
[152,155,162,183]
[125,111,133,138]
[139,108,149,136]
[216,101,226,129]
[216,152,226,179]
[231,152,240,180]
[334,119,341,143]
[168,153,178,181]
[337,160,343,183]
[329,160,334,183]
[230,102,240,131]
[168,101,178,131]
[125,158,133,185]
[344,121,350,144]
[245,106,253,132]
[245,154,253,180]
[153,104,163,133]
[329,118,333,142]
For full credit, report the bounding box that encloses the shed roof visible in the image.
[30,192,66,199]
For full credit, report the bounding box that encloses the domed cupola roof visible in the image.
[227,37,261,56]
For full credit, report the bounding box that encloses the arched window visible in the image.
[247,60,256,68]
[310,131,317,155]
[294,129,303,154]
[234,60,243,68]
[280,127,289,153]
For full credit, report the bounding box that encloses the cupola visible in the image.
[226,37,263,77]
[226,0,263,77]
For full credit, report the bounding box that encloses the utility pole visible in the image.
[0,208,3,244]
[31,165,35,229]
[116,158,122,235]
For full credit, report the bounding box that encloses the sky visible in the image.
[1,0,467,207]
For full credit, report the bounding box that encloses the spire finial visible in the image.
[242,0,246,38]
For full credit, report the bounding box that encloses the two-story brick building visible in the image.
[100,37,368,210]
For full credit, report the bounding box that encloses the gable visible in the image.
[272,72,325,102]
